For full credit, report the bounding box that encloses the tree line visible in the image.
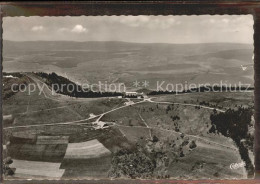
[209,107,254,177]
[35,72,123,98]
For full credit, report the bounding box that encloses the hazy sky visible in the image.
[3,15,253,44]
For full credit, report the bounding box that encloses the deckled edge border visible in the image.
[0,1,260,184]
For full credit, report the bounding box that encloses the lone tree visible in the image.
[179,151,185,157]
[189,140,197,149]
[152,135,159,143]
[3,157,15,176]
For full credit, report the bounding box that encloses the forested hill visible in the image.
[35,72,122,98]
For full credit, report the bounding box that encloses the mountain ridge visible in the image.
[3,40,253,46]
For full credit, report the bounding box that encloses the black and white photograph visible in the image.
[2,15,255,180]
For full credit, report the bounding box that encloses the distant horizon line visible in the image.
[3,39,253,45]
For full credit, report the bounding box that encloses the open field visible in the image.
[64,139,111,159]
[7,143,68,162]
[13,108,83,127]
[115,125,151,143]
[150,128,180,141]
[36,136,69,145]
[97,127,134,153]
[61,139,112,179]
[101,105,147,127]
[167,143,245,179]
[10,159,65,179]
[61,155,112,179]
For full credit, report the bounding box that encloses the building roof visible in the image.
[96,121,108,128]
[125,92,137,94]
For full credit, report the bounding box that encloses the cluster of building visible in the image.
[123,91,144,99]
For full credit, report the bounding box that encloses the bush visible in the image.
[108,149,156,179]
[152,135,159,143]
[189,140,197,149]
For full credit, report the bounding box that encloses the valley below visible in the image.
[2,41,255,180]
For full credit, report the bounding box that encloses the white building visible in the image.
[93,121,110,130]
[124,92,144,98]
[125,92,138,96]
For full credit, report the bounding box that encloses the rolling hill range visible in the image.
[3,41,254,90]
